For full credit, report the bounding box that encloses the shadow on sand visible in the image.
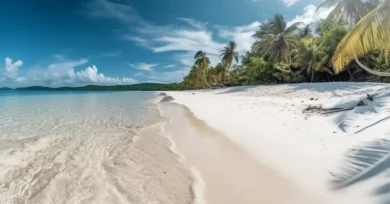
[317,91,390,132]
[284,82,389,97]
[332,139,390,204]
[216,86,254,95]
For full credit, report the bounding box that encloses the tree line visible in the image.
[180,0,390,90]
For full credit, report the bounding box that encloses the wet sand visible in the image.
[160,101,315,204]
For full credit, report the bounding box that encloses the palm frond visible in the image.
[332,0,390,73]
[317,0,341,10]
[326,4,344,21]
[285,22,304,35]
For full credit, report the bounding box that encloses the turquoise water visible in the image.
[0,91,193,204]
[0,91,157,141]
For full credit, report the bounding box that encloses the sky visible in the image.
[0,0,332,87]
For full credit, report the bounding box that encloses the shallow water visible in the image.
[0,91,193,204]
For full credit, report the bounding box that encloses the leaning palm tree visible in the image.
[183,65,203,89]
[317,0,380,26]
[332,0,390,76]
[253,14,302,63]
[194,51,212,88]
[292,38,333,82]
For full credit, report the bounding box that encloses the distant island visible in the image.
[0,83,184,91]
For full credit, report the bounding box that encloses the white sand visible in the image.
[165,82,390,204]
[160,102,314,204]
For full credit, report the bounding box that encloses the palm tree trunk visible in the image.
[197,71,206,88]
[354,57,390,77]
[347,68,355,81]
[311,70,315,82]
[202,70,212,88]
[218,72,225,87]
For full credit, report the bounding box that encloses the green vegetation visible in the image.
[180,0,390,90]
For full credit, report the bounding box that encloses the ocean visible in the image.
[0,91,194,204]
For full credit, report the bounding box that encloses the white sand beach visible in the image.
[160,102,314,204]
[163,82,390,204]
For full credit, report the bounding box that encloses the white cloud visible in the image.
[283,0,300,7]
[132,63,158,72]
[88,0,143,23]
[124,62,135,67]
[164,64,176,68]
[2,57,24,82]
[52,54,66,61]
[46,58,88,83]
[75,65,136,85]
[135,68,189,83]
[177,18,208,29]
[43,59,137,86]
[287,4,333,26]
[218,22,261,54]
[128,20,260,69]
[153,30,224,55]
[1,57,137,87]
[87,0,262,82]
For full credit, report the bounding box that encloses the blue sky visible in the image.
[0,0,332,87]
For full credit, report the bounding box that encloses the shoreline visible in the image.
[158,99,314,203]
[162,82,390,204]
[153,99,206,204]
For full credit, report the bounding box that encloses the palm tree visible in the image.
[183,65,202,89]
[221,41,239,71]
[317,0,379,25]
[194,51,212,88]
[253,14,302,63]
[332,0,390,75]
[292,38,332,82]
[214,63,226,86]
[220,41,239,86]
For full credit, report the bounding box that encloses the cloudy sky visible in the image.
[0,0,332,87]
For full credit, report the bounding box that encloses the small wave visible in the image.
[155,101,206,204]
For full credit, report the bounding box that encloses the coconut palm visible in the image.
[205,66,221,87]
[332,0,390,75]
[292,38,333,82]
[214,63,226,86]
[194,51,212,88]
[317,0,379,25]
[253,14,303,63]
[183,65,202,89]
[221,41,240,71]
[220,41,239,86]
